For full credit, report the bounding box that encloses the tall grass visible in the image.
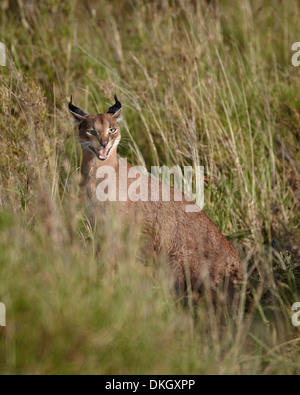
[0,0,299,374]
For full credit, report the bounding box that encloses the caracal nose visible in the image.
[100,139,109,148]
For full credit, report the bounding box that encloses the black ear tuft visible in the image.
[69,96,87,117]
[107,94,122,115]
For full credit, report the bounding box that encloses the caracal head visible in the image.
[69,95,122,162]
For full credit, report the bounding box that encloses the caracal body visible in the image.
[69,96,244,298]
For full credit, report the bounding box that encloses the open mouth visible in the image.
[87,144,114,161]
[98,146,113,161]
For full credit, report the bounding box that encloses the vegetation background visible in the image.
[0,0,299,374]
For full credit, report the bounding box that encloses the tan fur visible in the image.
[70,100,244,298]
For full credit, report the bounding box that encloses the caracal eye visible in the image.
[87,130,98,137]
[108,128,117,135]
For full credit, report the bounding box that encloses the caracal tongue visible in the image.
[99,147,109,158]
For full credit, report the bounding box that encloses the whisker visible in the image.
[80,142,93,153]
[80,142,92,148]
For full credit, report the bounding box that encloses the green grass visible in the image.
[0,0,299,374]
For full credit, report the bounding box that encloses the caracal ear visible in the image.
[111,108,122,122]
[69,96,88,123]
[107,94,122,122]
